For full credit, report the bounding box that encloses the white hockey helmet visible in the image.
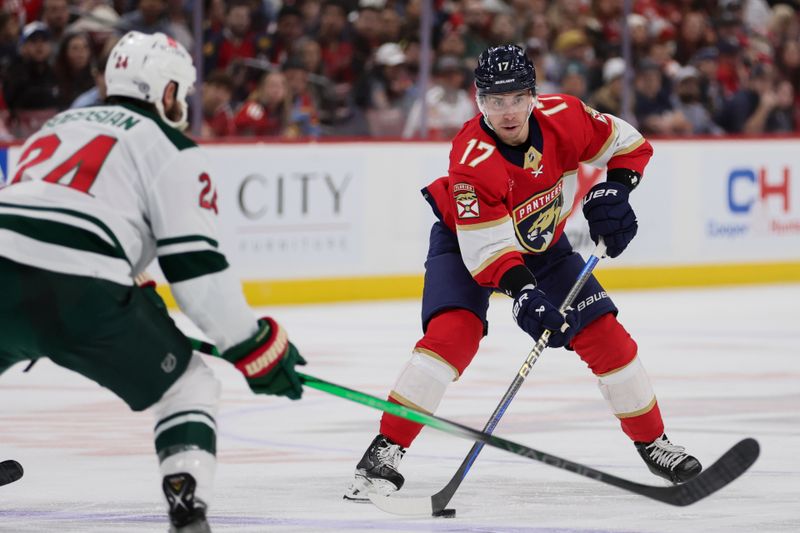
[105,31,196,130]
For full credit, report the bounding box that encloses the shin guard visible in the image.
[380,310,482,448]
[572,313,664,442]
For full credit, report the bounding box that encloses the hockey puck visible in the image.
[432,508,456,518]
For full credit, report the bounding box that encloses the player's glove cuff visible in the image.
[221,317,307,400]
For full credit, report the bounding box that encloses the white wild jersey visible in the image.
[0,103,257,351]
[0,103,222,286]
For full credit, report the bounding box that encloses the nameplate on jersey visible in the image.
[454,182,480,219]
[512,180,564,252]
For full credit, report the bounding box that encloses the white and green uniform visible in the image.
[0,102,257,508]
[0,102,256,349]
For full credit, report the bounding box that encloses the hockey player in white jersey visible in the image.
[0,32,307,532]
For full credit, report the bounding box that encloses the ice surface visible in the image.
[1,284,798,532]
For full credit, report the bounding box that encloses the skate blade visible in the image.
[343,475,398,502]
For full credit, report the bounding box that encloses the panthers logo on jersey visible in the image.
[513,180,565,252]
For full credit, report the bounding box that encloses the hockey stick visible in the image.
[188,337,758,508]
[0,460,23,487]
[370,241,607,516]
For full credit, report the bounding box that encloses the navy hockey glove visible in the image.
[512,287,579,348]
[222,317,306,400]
[582,180,637,258]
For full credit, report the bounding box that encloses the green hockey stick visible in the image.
[187,337,759,509]
[188,337,514,439]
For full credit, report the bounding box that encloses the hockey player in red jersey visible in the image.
[344,44,702,500]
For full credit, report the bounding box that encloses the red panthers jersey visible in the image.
[423,94,653,288]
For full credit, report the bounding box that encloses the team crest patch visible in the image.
[583,103,608,124]
[454,182,480,219]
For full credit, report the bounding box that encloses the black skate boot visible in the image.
[635,433,703,484]
[343,434,406,501]
[162,473,211,533]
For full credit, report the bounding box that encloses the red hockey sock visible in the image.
[380,309,483,449]
[620,400,664,443]
[380,397,424,448]
[572,313,664,443]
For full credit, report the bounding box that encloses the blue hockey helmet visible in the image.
[474,44,537,96]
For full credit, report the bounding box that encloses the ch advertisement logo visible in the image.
[728,167,790,214]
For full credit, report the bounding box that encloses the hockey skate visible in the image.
[163,473,211,533]
[635,433,702,484]
[343,434,406,501]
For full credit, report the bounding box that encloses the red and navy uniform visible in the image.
[381,95,664,447]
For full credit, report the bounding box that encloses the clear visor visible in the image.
[477,91,534,117]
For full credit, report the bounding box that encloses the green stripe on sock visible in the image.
[155,421,216,461]
[154,410,216,433]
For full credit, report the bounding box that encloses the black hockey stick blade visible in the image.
[0,460,23,487]
[369,438,760,515]
[618,437,760,507]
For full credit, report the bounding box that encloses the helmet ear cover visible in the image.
[105,31,196,130]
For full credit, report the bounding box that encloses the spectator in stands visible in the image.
[460,0,491,61]
[489,12,518,46]
[203,0,227,36]
[120,0,172,37]
[352,0,384,76]
[765,79,797,133]
[54,32,95,109]
[380,6,403,44]
[403,55,476,139]
[0,11,20,80]
[201,70,236,137]
[283,57,321,138]
[164,0,193,50]
[269,5,305,64]
[525,37,558,94]
[718,62,779,134]
[675,10,712,65]
[551,29,593,83]
[361,42,417,137]
[42,0,70,47]
[70,36,118,109]
[437,29,467,62]
[590,56,625,116]
[670,65,724,135]
[234,70,292,137]
[299,0,323,34]
[66,4,121,57]
[634,59,682,135]
[776,39,800,97]
[315,0,354,84]
[691,46,725,119]
[559,60,589,100]
[3,22,60,137]
[204,0,267,73]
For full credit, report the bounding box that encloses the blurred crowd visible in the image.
[0,0,798,140]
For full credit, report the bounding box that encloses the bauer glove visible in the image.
[221,317,306,400]
[512,287,579,348]
[582,180,637,258]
